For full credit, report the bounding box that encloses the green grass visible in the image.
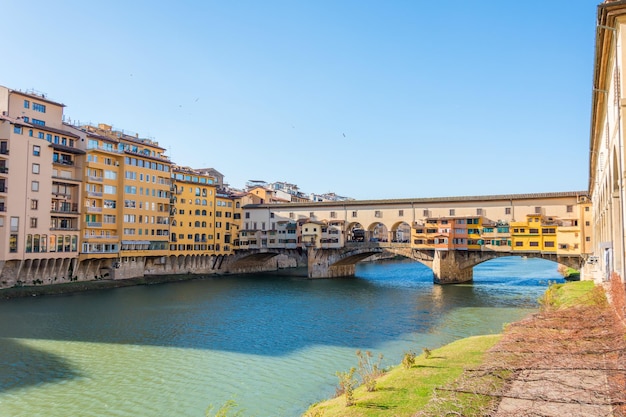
[303,335,501,417]
[539,280,602,309]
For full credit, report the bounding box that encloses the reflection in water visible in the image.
[0,257,562,416]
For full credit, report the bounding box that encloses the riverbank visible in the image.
[303,281,626,416]
[0,273,207,299]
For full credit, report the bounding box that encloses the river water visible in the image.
[0,257,563,417]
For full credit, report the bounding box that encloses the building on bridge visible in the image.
[239,191,592,261]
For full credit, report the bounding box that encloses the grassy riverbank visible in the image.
[304,335,501,417]
[304,280,604,417]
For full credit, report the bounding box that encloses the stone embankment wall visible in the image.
[0,250,309,291]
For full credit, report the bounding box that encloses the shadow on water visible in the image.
[0,258,561,357]
[0,338,82,393]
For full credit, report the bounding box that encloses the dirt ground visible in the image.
[417,286,626,416]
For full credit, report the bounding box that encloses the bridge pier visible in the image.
[433,251,474,284]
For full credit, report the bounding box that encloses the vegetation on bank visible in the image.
[303,335,501,417]
[303,280,602,417]
[538,280,600,309]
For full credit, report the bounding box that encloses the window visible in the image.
[352,211,357,217]
[32,163,40,174]
[31,199,38,210]
[515,241,523,247]
[24,100,30,109]
[33,145,40,156]
[585,221,590,226]
[10,217,19,232]
[449,209,455,216]
[30,217,37,228]
[534,206,541,214]
[330,211,337,218]
[398,210,404,217]
[544,241,555,247]
[33,103,46,113]
[9,234,17,253]
[31,119,45,126]
[529,241,539,247]
[31,181,39,191]
[477,208,483,215]
[13,125,22,134]
[585,207,590,212]
[566,205,573,213]
[505,207,511,215]
[375,210,382,218]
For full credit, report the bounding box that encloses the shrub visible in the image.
[402,350,416,369]
[422,347,432,359]
[356,350,384,392]
[335,367,357,406]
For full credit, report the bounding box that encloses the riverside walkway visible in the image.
[421,283,626,416]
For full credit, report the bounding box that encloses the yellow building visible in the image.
[510,215,558,253]
[215,190,237,254]
[72,124,172,274]
[170,166,216,254]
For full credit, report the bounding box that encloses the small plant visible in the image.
[402,350,416,369]
[356,349,384,392]
[336,367,357,407]
[422,347,432,359]
[303,409,325,417]
[205,399,244,417]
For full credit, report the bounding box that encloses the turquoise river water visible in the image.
[0,257,564,417]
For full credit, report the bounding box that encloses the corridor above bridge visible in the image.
[236,191,593,281]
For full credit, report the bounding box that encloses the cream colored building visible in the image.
[0,86,83,285]
[240,192,591,255]
[588,0,626,312]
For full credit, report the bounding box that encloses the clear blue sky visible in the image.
[1,0,599,200]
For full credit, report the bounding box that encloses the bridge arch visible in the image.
[391,221,411,243]
[366,222,389,243]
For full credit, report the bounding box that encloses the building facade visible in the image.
[0,86,83,286]
[588,0,626,318]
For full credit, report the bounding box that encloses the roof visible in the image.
[244,191,589,209]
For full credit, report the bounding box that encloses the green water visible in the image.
[0,257,562,416]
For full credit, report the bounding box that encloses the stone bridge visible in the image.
[231,243,584,284]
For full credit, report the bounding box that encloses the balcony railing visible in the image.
[87,206,103,213]
[87,191,103,197]
[88,176,104,182]
[0,149,8,155]
[51,203,79,214]
[83,234,118,240]
[53,159,74,166]
[0,186,7,193]
[0,167,8,174]
[86,222,103,228]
